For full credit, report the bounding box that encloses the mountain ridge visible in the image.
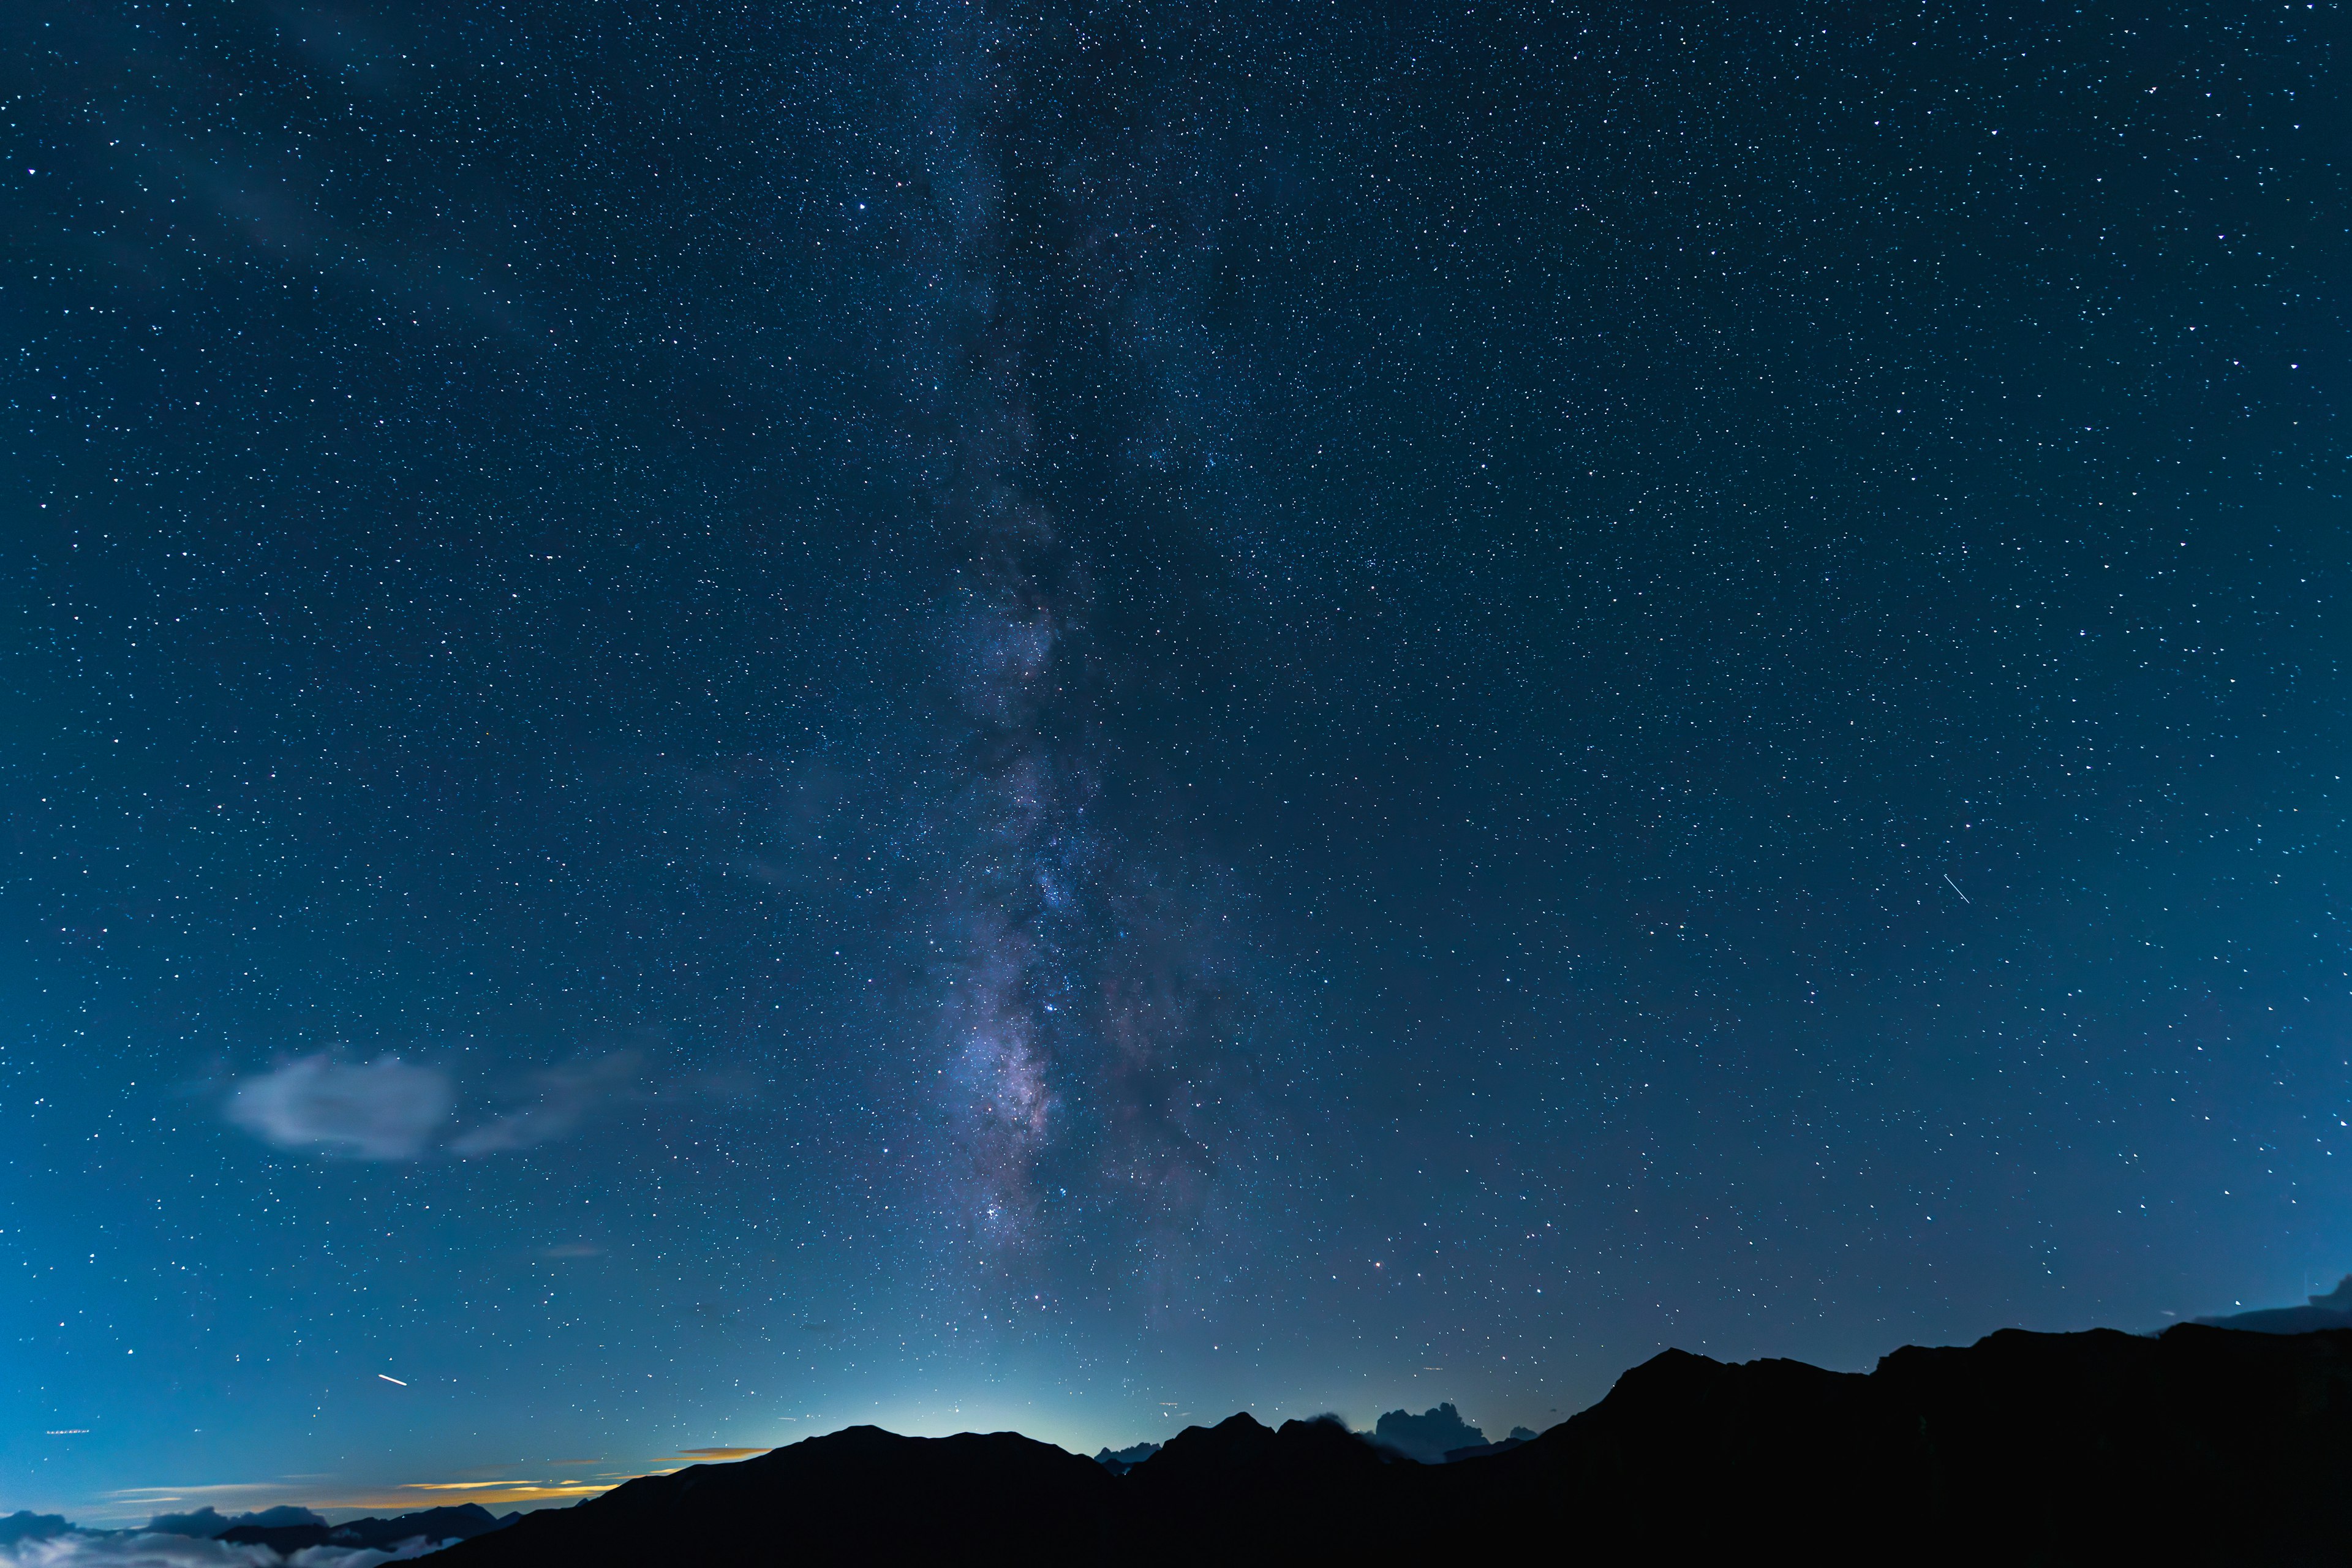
[424,1322,2352,1565]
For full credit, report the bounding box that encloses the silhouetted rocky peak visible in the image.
[1371,1401,1485,1463]
[1137,1411,1275,1477]
[1093,1441,1159,1474]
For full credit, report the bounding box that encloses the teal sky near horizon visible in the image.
[4,0,2346,1530]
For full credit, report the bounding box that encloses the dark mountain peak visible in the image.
[1143,1411,1277,1477]
[436,1422,1114,1566]
[2312,1275,2352,1310]
[1584,1346,1860,1436]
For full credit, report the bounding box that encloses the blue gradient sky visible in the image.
[4,0,2346,1527]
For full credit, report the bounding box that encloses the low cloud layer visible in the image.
[0,1521,73,1551]
[224,1054,635,1162]
[0,1532,443,1568]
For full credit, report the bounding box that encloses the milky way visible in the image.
[823,12,1300,1270]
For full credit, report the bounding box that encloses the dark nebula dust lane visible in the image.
[0,0,2345,1530]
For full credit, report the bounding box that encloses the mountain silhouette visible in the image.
[432,1324,2352,1566]
[214,1523,337,1551]
[434,1427,1117,1565]
[217,1502,518,1555]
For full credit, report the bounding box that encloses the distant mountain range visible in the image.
[1090,1441,1160,1474]
[427,1322,2352,1565]
[1088,1403,1537,1471]
[216,1502,519,1554]
[1361,1399,1539,1463]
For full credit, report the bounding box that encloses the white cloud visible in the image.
[0,1535,445,1568]
[224,1057,451,1161]
[224,1051,636,1161]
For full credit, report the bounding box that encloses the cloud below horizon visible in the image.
[0,1532,444,1568]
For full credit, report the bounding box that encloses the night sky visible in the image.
[4,0,2346,1528]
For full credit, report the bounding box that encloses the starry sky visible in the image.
[2,0,2345,1528]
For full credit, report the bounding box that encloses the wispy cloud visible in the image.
[222,1054,636,1163]
[450,1055,637,1156]
[92,1490,301,1517]
[223,1058,450,1160]
[654,1448,767,1463]
[390,1483,607,1507]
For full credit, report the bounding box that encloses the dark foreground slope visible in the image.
[435,1324,2352,1567]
